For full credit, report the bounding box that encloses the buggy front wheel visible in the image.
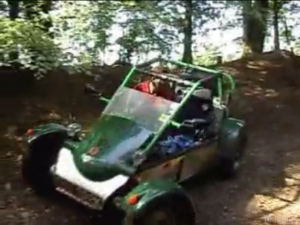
[124,197,195,225]
[22,133,63,195]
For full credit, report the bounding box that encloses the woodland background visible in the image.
[1,1,300,225]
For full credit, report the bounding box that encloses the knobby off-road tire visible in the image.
[219,127,247,179]
[123,194,195,225]
[22,134,63,196]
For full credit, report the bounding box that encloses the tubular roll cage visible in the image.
[97,58,235,154]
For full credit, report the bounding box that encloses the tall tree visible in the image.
[182,0,193,63]
[6,0,21,62]
[270,0,293,51]
[272,0,281,50]
[7,0,20,20]
[242,0,269,55]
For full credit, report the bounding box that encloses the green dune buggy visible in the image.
[21,58,247,225]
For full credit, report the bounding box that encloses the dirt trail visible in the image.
[1,52,300,225]
[194,52,300,225]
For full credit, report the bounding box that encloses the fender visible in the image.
[25,123,68,145]
[218,117,247,158]
[120,179,195,218]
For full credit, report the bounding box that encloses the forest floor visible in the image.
[1,51,300,225]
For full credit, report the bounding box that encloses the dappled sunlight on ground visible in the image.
[246,60,283,70]
[243,86,279,98]
[244,165,300,224]
[193,51,300,225]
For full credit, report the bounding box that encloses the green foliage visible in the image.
[52,1,119,66]
[295,41,300,55]
[1,0,300,77]
[0,18,60,78]
[115,1,176,62]
[194,45,220,66]
[0,0,7,13]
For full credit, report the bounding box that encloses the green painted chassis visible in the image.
[22,58,244,224]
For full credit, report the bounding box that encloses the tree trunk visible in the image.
[282,17,292,52]
[253,0,269,53]
[242,0,269,55]
[242,1,253,55]
[7,0,20,19]
[182,0,193,63]
[7,0,21,63]
[273,0,280,50]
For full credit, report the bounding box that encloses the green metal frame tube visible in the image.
[165,59,219,74]
[119,66,137,89]
[163,58,235,93]
[143,81,201,154]
[99,97,110,103]
[222,72,235,91]
[98,66,136,103]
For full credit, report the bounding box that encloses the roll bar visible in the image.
[135,57,235,92]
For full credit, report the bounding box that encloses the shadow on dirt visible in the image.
[1,51,300,225]
[189,51,300,225]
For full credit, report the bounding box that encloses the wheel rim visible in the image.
[146,210,176,225]
[233,160,240,170]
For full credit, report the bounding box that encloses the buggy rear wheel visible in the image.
[219,130,247,178]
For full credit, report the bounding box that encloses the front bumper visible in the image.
[51,147,129,209]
